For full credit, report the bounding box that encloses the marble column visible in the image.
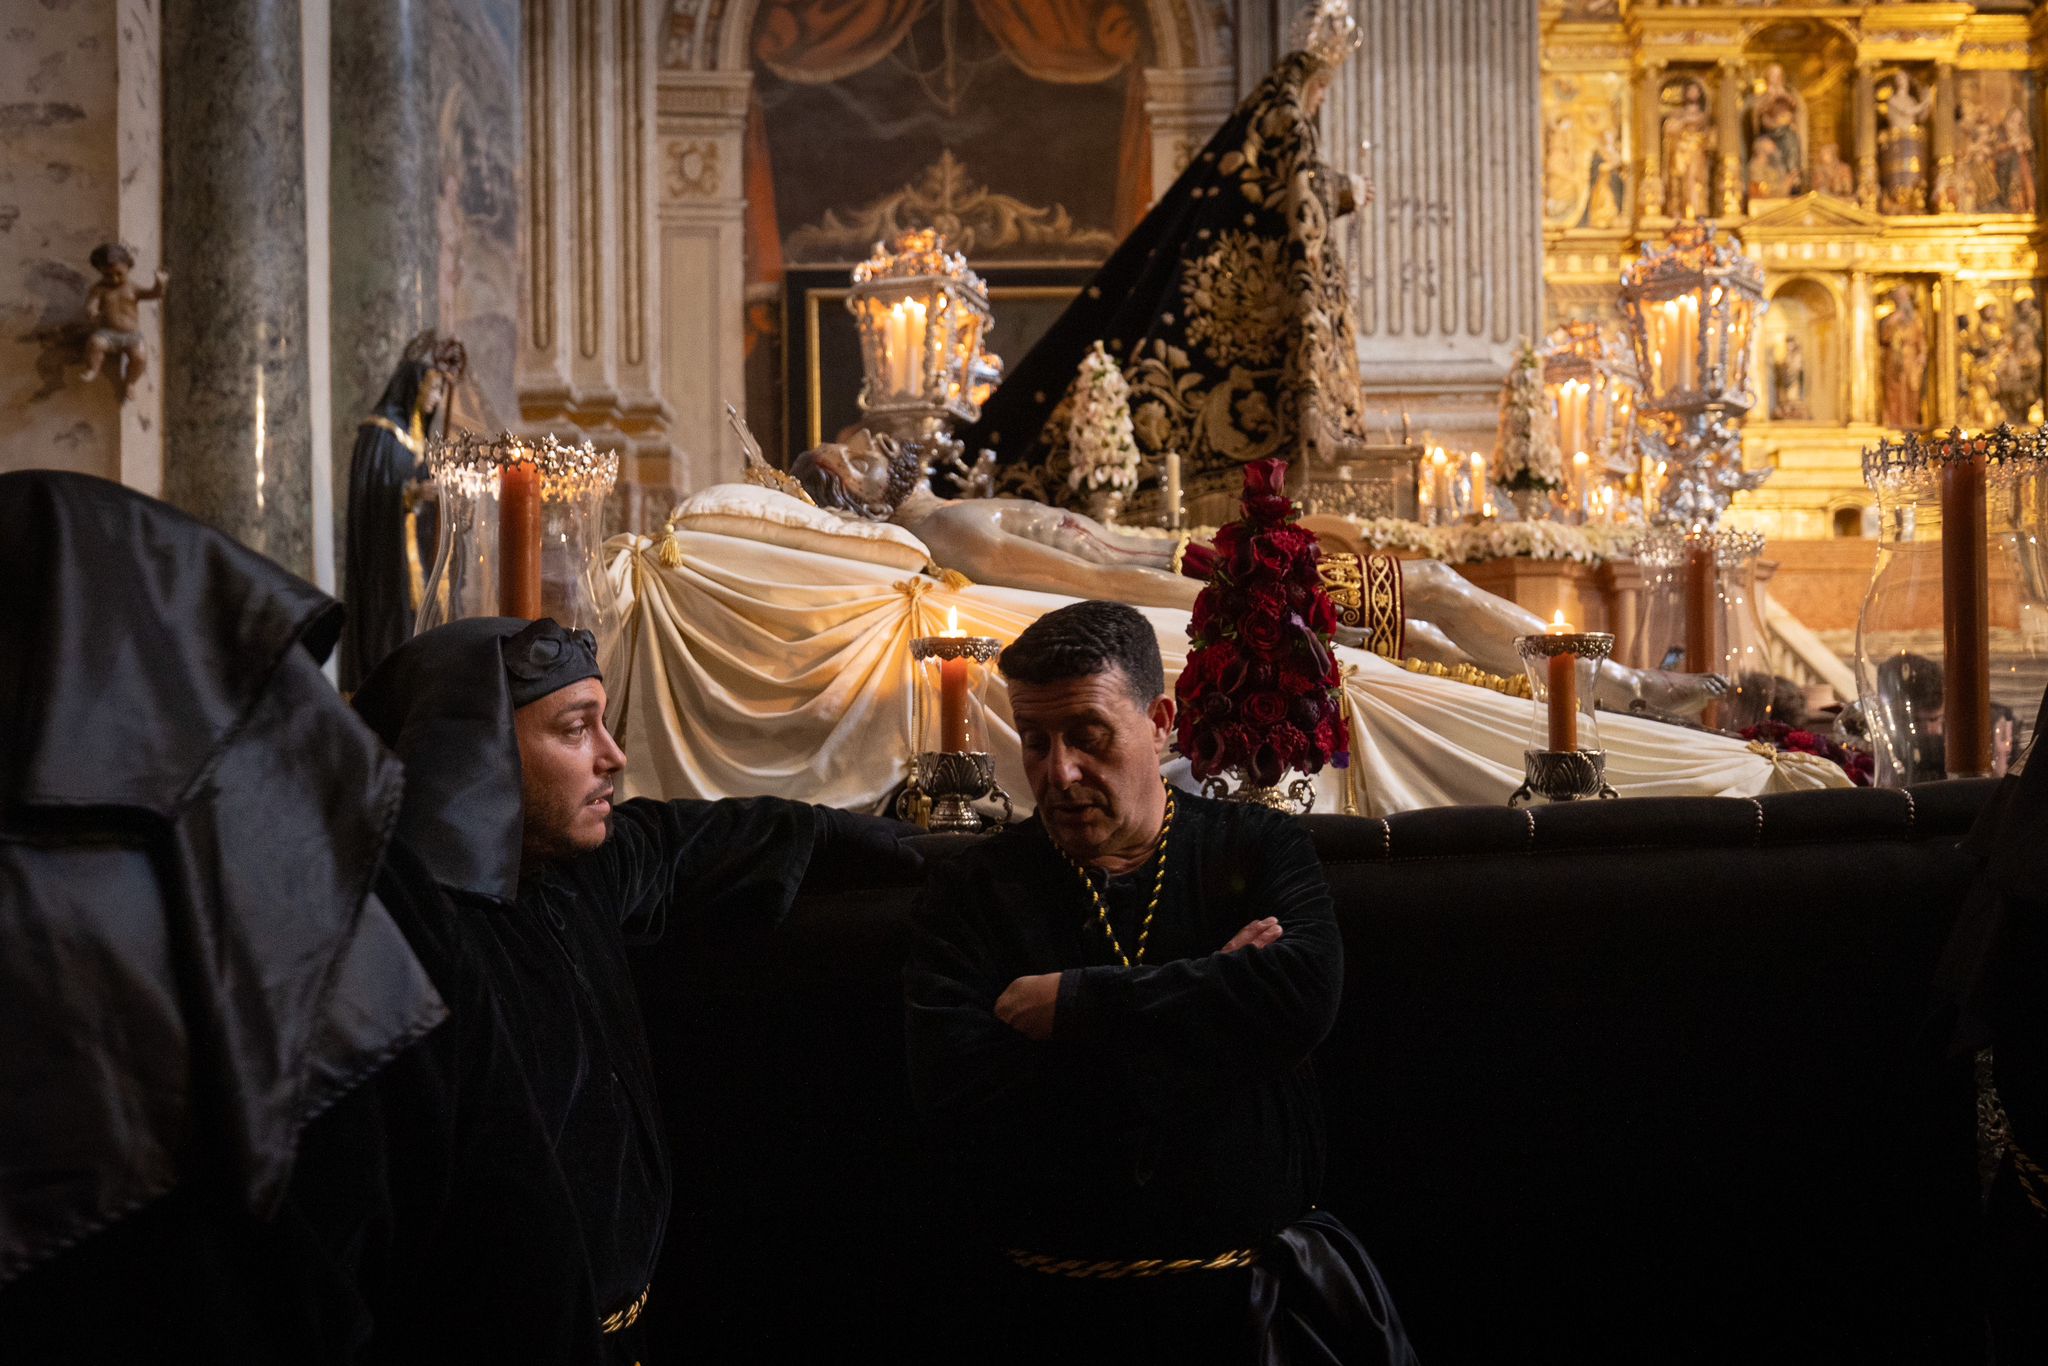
[329,0,438,580]
[162,0,313,575]
[1854,63,1878,210]
[1344,0,1543,450]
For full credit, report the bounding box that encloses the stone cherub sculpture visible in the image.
[80,243,167,396]
[789,432,1727,719]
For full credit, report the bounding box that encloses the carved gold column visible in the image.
[1855,61,1879,210]
[1640,59,1666,219]
[1717,58,1745,216]
[1933,275,1958,428]
[1848,271,1872,424]
[1933,63,1957,208]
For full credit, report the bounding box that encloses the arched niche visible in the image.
[1760,275,1844,425]
[1737,19,1855,202]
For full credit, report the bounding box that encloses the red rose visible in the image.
[1269,525,1317,557]
[1241,612,1286,653]
[1180,542,1219,582]
[1245,493,1295,525]
[1248,584,1287,621]
[1202,691,1234,721]
[1314,714,1343,759]
[1785,729,1821,751]
[1244,691,1289,726]
[1290,695,1326,731]
[1250,535,1293,576]
[1243,458,1288,499]
[1279,664,1317,695]
[1308,592,1338,635]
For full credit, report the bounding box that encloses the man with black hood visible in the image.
[351,615,923,1357]
[0,470,606,1363]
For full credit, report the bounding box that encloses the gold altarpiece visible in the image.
[1541,0,2046,563]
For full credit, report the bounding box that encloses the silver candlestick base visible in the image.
[1509,748,1618,806]
[897,749,1013,832]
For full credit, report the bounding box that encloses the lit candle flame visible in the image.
[1548,610,1572,634]
[944,606,962,637]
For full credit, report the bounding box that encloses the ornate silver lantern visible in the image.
[1619,221,1769,527]
[1542,319,1641,522]
[847,229,997,481]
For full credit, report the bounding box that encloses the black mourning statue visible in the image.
[340,331,468,692]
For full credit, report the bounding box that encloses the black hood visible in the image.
[0,470,445,1285]
[351,617,539,904]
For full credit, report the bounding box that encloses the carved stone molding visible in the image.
[663,139,719,198]
[782,150,1118,263]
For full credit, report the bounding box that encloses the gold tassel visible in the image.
[1337,663,1363,817]
[930,564,974,592]
[656,518,684,569]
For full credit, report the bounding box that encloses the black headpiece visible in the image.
[352,617,603,903]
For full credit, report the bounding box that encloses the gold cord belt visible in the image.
[601,1285,650,1334]
[1004,1246,1259,1279]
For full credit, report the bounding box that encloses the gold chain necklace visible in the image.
[1061,787,1175,968]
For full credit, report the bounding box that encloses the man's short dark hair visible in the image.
[999,600,1165,703]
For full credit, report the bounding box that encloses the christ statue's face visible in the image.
[808,441,893,507]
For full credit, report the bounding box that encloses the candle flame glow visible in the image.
[1549,610,1572,633]
[945,606,961,636]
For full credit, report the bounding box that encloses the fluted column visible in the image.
[162,0,312,574]
[1347,0,1542,449]
[329,0,438,580]
[1855,62,1878,210]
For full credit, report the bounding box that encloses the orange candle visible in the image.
[936,608,973,753]
[499,459,543,620]
[1942,450,1991,776]
[1545,613,1578,752]
[939,656,972,753]
[1684,531,1719,731]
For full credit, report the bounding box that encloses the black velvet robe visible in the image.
[351,619,922,1358]
[907,795,1340,1259]
[1938,685,2048,1361]
[494,795,861,1331]
[908,793,1416,1362]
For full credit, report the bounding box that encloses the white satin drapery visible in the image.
[605,530,1849,816]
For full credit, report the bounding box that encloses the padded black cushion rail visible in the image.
[634,781,1994,1365]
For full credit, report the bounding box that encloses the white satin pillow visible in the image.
[670,482,932,573]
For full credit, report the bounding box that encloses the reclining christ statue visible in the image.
[790,434,1726,719]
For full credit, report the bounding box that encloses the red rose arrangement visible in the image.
[1738,719,1873,787]
[1175,458,1350,788]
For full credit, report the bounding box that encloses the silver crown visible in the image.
[1291,0,1361,70]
